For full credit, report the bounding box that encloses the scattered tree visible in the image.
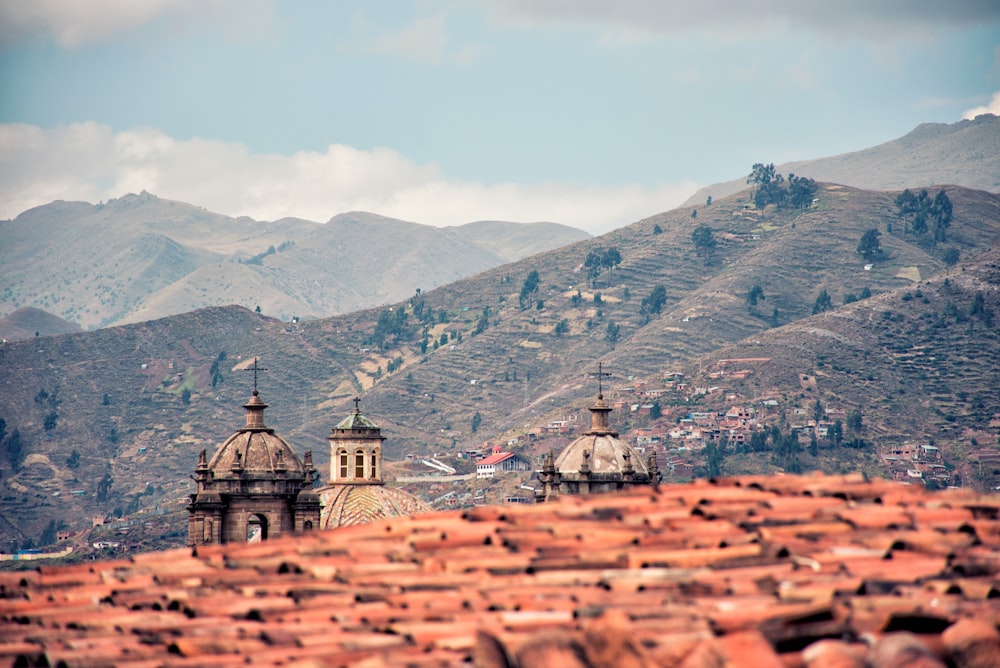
[181,388,191,405]
[605,321,621,347]
[554,319,569,337]
[640,285,667,318]
[691,209,697,219]
[471,412,482,434]
[827,419,844,448]
[856,228,883,261]
[706,195,712,206]
[691,225,717,265]
[97,472,114,503]
[519,270,540,309]
[584,247,622,286]
[43,411,58,432]
[787,173,818,209]
[474,307,490,335]
[812,289,833,315]
[745,285,765,314]
[847,410,863,434]
[5,429,23,472]
[895,188,952,241]
[652,223,662,235]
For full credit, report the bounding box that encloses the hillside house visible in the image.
[476,447,532,479]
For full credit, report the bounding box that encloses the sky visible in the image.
[0,1,998,235]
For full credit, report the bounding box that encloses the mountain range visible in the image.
[0,117,998,552]
[0,196,589,333]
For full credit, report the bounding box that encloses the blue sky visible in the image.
[1,1,998,234]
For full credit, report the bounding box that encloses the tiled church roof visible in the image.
[317,483,433,530]
[3,472,999,667]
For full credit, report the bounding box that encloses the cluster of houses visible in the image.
[878,442,955,488]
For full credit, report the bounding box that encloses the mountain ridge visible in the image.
[0,194,590,333]
[685,114,1000,206]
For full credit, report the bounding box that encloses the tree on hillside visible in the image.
[584,247,622,287]
[640,285,667,319]
[812,290,833,315]
[471,412,482,434]
[554,319,569,337]
[856,228,883,261]
[787,174,818,210]
[519,270,540,309]
[4,429,23,472]
[748,162,786,209]
[745,285,765,314]
[932,189,953,241]
[691,225,717,265]
[605,321,621,347]
[97,472,114,503]
[847,410,863,434]
[827,419,844,448]
[894,188,952,240]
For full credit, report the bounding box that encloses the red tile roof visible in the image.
[478,452,516,466]
[2,473,999,667]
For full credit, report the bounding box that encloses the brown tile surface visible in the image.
[2,474,999,667]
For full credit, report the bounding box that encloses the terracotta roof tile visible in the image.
[2,474,998,667]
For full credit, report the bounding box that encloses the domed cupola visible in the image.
[537,364,659,501]
[207,389,309,479]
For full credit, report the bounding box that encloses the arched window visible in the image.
[371,451,378,479]
[203,518,213,543]
[302,520,313,531]
[247,514,268,542]
[355,449,365,478]
[338,449,348,480]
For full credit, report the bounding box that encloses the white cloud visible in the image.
[0,122,697,235]
[962,91,1000,119]
[343,10,482,65]
[485,0,1000,40]
[369,13,481,65]
[0,0,275,48]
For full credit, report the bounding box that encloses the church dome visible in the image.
[317,398,432,529]
[554,393,649,477]
[318,484,432,529]
[207,390,307,479]
[555,432,649,477]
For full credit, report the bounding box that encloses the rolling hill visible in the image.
[0,195,590,332]
[1,181,997,552]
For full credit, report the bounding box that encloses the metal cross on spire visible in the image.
[592,361,612,397]
[353,396,362,413]
[245,357,268,394]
